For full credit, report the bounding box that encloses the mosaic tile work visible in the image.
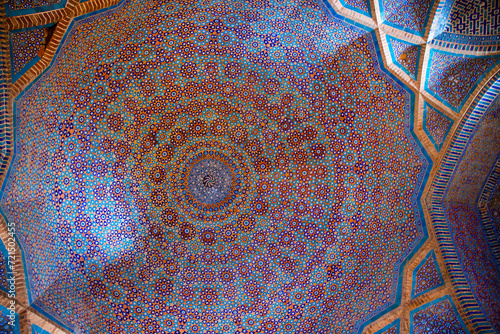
[476,160,500,271]
[423,102,453,151]
[10,28,45,78]
[0,0,429,332]
[447,94,500,203]
[445,202,500,330]
[428,0,455,41]
[0,305,18,334]
[411,250,443,299]
[374,318,399,334]
[443,95,500,332]
[381,0,435,35]
[0,314,14,334]
[0,240,9,293]
[339,0,370,16]
[430,0,500,52]
[410,295,469,334]
[445,0,500,37]
[428,75,500,333]
[6,0,65,16]
[0,27,14,182]
[387,36,420,80]
[433,32,500,52]
[427,50,499,109]
[488,179,500,257]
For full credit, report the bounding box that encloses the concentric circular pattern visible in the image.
[0,0,428,332]
[168,140,253,224]
[187,153,240,208]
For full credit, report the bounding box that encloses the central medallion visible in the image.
[183,151,242,212]
[169,141,254,223]
[202,174,216,188]
[188,158,233,205]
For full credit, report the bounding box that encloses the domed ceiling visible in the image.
[0,0,499,333]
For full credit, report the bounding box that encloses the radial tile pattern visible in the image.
[386,36,420,80]
[426,50,500,109]
[9,28,45,81]
[410,295,469,334]
[380,0,435,35]
[423,102,453,151]
[374,318,399,334]
[0,0,429,332]
[411,250,444,299]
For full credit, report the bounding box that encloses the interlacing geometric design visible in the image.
[0,0,499,333]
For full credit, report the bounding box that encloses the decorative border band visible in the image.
[426,70,500,333]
